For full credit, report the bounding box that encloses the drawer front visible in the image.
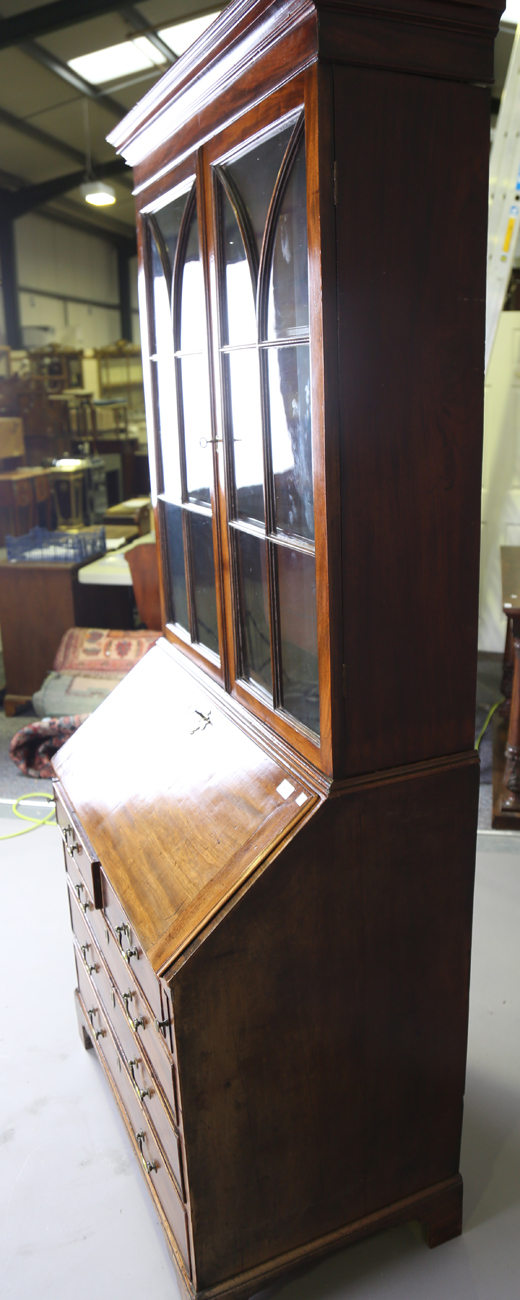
[55,782,102,907]
[101,872,171,1046]
[69,888,178,1125]
[65,849,96,918]
[123,1053,184,1197]
[75,966,190,1274]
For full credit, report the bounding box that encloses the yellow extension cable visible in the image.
[0,793,55,841]
[475,698,503,752]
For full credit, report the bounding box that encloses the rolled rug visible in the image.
[9,715,89,780]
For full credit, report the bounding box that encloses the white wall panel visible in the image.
[15,214,119,305]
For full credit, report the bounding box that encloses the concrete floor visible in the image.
[0,821,519,1300]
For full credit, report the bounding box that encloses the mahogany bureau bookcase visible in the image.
[52,1,503,1297]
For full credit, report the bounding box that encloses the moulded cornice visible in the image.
[108,0,504,169]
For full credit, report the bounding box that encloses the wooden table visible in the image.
[493,546,520,827]
[0,558,135,715]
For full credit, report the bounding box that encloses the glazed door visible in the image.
[205,87,328,762]
[141,163,224,676]
[138,72,339,775]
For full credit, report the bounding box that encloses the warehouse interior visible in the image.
[1,2,520,1299]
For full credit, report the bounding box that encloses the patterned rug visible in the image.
[53,627,158,675]
[9,715,89,779]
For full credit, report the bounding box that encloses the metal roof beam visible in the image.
[20,40,127,116]
[0,103,85,166]
[0,1,128,50]
[0,157,130,219]
[120,5,176,65]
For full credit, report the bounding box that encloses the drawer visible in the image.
[65,848,95,918]
[69,888,178,1125]
[101,872,173,1053]
[55,780,102,908]
[75,965,190,1274]
[122,1052,184,1197]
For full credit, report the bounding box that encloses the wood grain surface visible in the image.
[334,65,490,775]
[54,645,319,970]
[172,756,478,1289]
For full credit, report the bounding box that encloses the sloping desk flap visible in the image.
[54,645,318,971]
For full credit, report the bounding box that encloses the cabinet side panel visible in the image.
[334,65,489,774]
[173,760,478,1289]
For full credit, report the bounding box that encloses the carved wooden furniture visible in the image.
[52,0,501,1297]
[0,467,53,543]
[0,416,25,467]
[95,342,144,413]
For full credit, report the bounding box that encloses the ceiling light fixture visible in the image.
[81,180,116,206]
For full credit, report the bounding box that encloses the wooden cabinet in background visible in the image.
[0,560,134,712]
[53,1,503,1297]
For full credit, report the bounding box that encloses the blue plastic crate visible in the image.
[5,526,106,564]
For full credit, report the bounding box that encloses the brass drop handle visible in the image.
[122,947,139,965]
[136,1130,157,1174]
[199,436,222,448]
[75,883,91,913]
[129,1058,151,1101]
[122,991,145,1032]
[81,943,97,976]
[116,924,139,964]
[61,822,80,856]
[87,1007,105,1040]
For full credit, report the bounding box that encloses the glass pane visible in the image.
[153,190,189,280]
[189,511,219,655]
[221,187,256,345]
[267,135,308,340]
[235,529,272,695]
[162,498,189,632]
[180,353,212,506]
[180,201,206,353]
[223,120,294,265]
[268,344,313,541]
[228,349,264,525]
[150,235,181,500]
[277,546,319,734]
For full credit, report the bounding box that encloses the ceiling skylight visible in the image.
[158,13,221,56]
[68,13,221,87]
[69,36,165,84]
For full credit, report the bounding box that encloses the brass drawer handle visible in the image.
[116,924,139,964]
[61,822,81,856]
[121,947,139,965]
[75,883,91,913]
[136,1130,157,1174]
[87,1007,105,1040]
[154,1017,171,1033]
[129,1059,151,1101]
[81,943,97,976]
[122,991,145,1032]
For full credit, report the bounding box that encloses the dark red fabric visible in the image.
[9,714,88,779]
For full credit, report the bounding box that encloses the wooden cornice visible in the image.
[108,0,504,171]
